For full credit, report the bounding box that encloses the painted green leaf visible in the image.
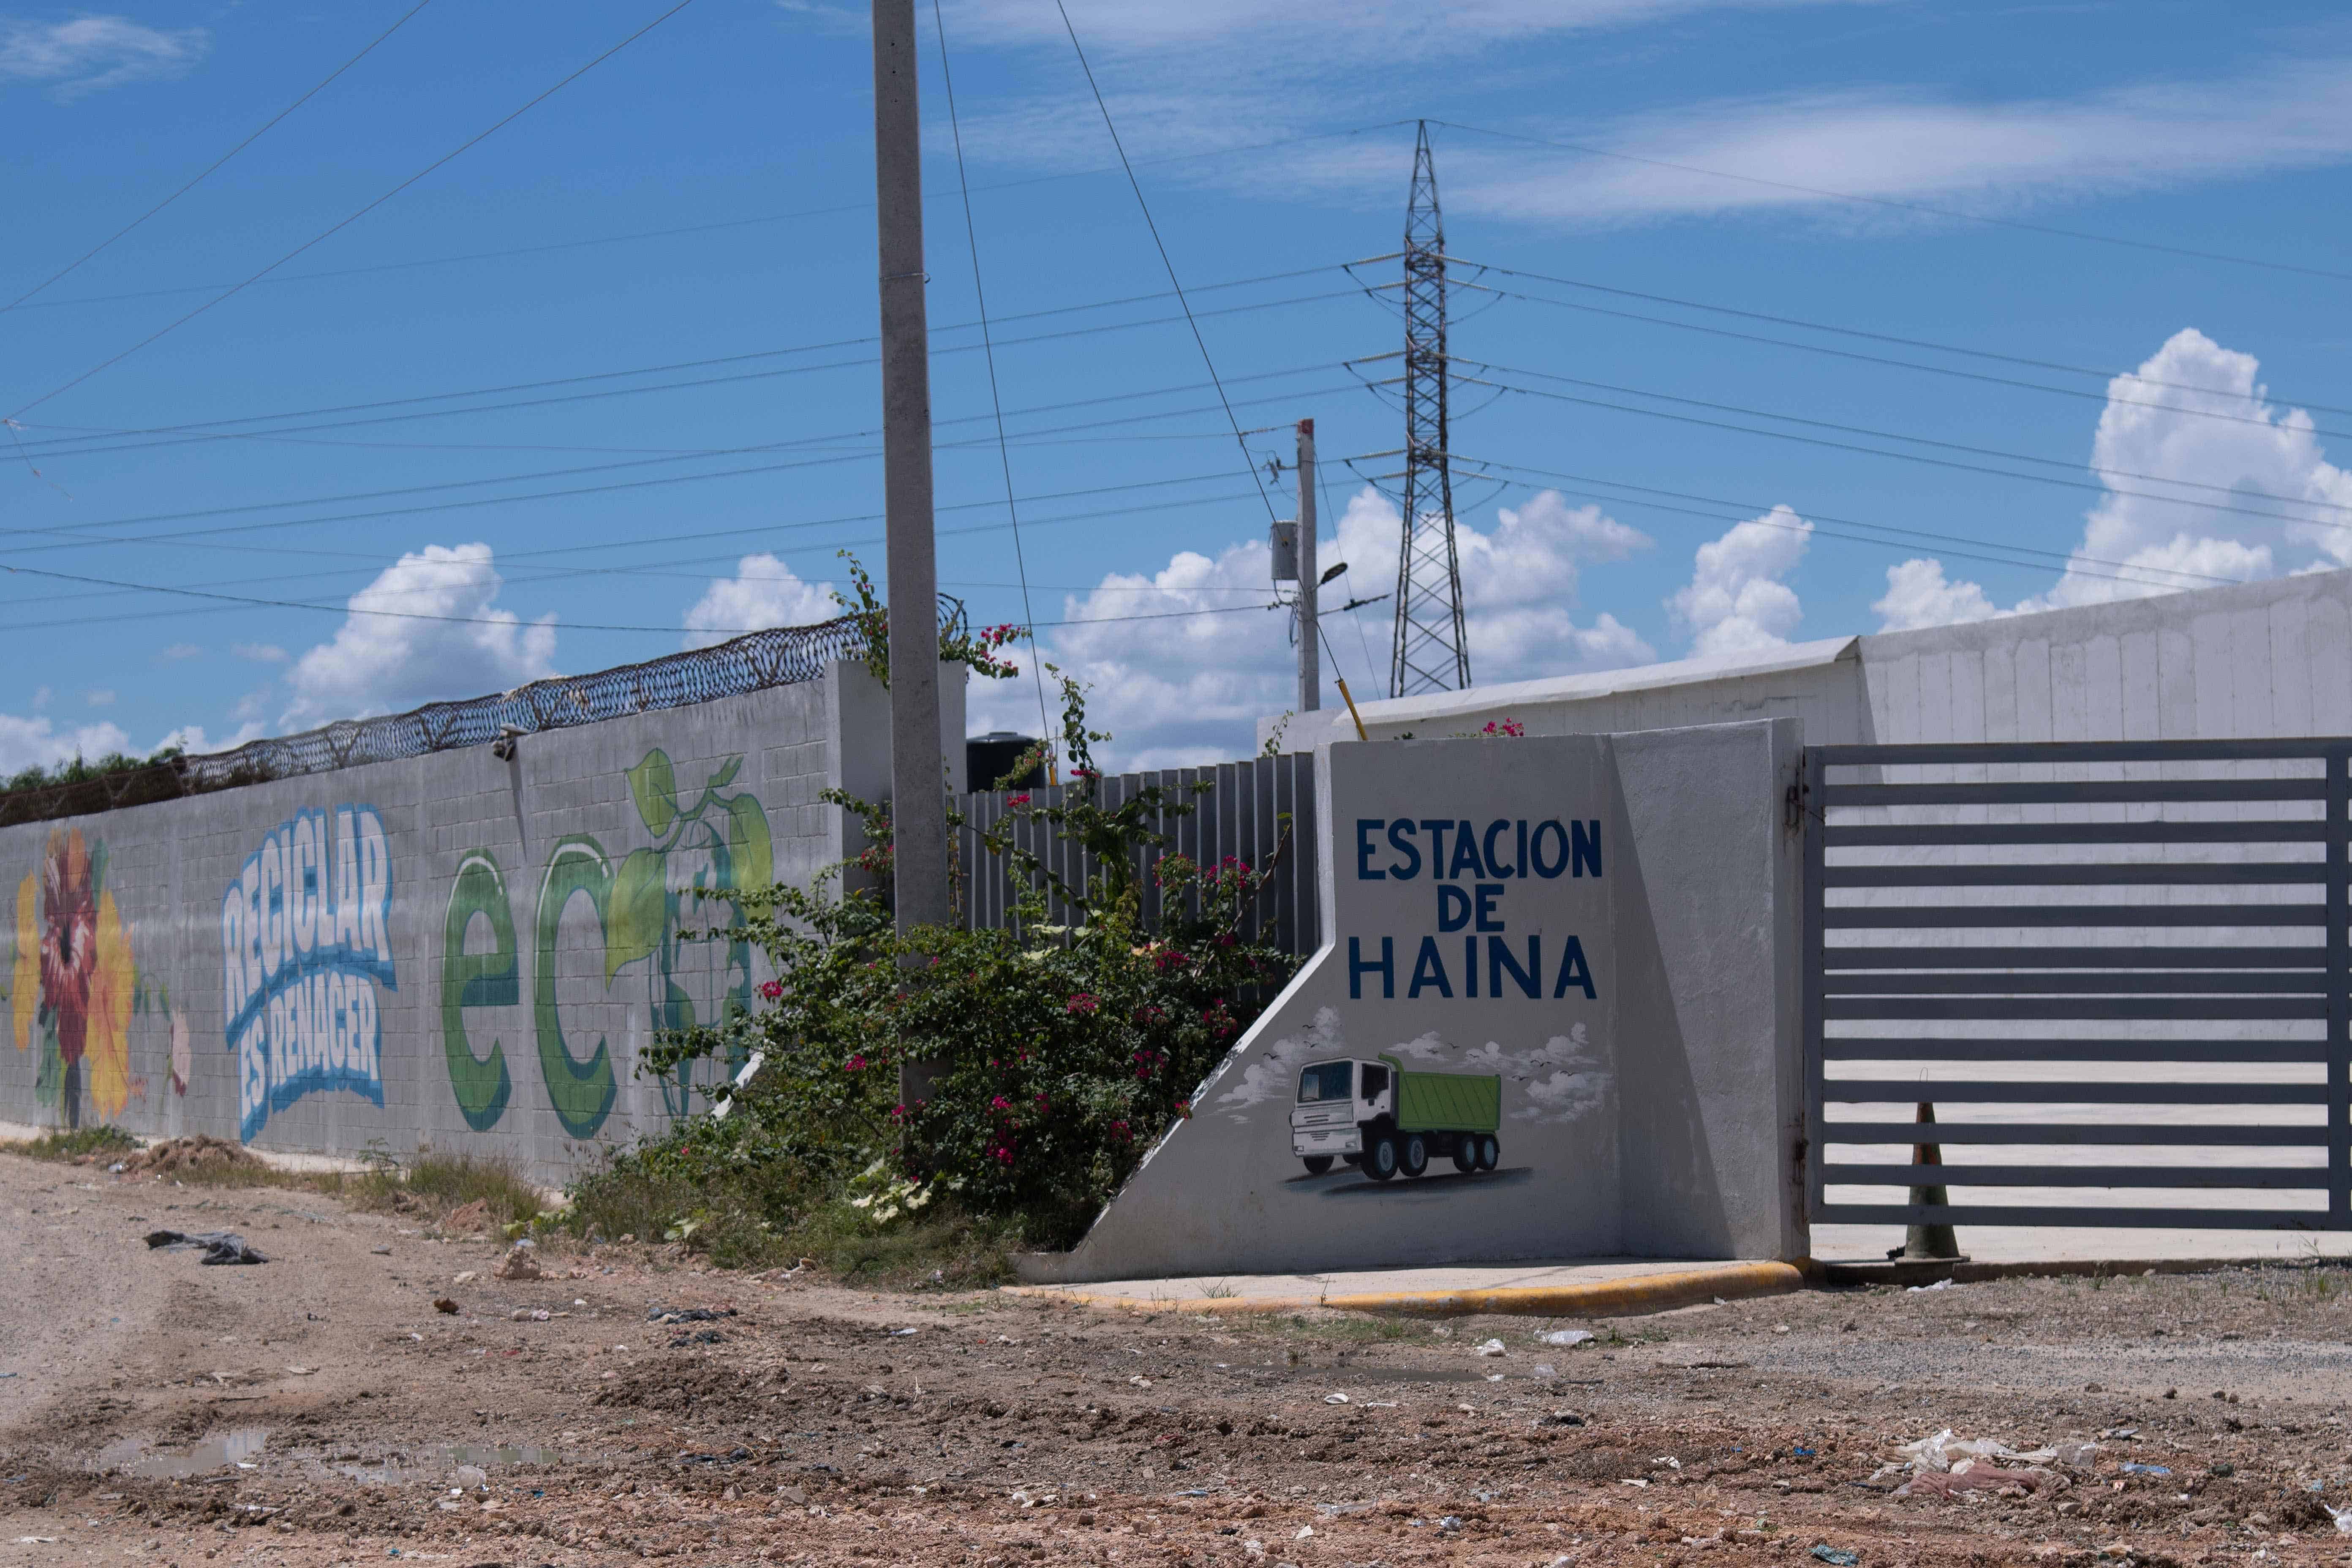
[627,750,678,836]
[606,848,666,982]
[724,793,774,894]
[707,755,742,790]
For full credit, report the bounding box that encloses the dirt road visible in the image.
[4,1149,2350,1566]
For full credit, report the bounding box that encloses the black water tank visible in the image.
[966,732,1045,791]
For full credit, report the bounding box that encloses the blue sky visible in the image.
[5,0,2352,771]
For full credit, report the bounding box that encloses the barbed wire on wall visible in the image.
[0,603,939,829]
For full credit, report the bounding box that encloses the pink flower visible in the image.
[993,1145,1015,1165]
[991,1095,1013,1111]
[1007,793,1031,807]
[1065,992,1099,1015]
[844,1054,867,1073]
[757,980,784,1001]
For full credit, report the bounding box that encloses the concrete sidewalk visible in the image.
[1006,1258,1803,1317]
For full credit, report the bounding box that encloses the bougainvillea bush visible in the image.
[613,673,1298,1251]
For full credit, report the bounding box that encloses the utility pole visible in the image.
[871,0,949,955]
[1389,120,1470,698]
[1295,419,1319,713]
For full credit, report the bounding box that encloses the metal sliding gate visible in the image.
[1803,740,2351,1232]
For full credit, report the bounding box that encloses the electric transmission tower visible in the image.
[1389,120,1470,698]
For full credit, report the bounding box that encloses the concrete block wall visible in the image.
[1262,568,2352,753]
[0,660,964,1187]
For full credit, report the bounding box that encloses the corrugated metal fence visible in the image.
[1804,739,2351,1232]
[956,753,1321,958]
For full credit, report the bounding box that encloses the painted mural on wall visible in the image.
[220,805,396,1141]
[441,749,773,1140]
[1036,737,1635,1280]
[5,827,183,1127]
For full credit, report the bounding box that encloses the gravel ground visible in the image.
[5,1150,2352,1567]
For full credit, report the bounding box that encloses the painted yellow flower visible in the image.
[9,872,33,1053]
[84,890,134,1119]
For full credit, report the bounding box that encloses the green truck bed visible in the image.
[1379,1054,1501,1133]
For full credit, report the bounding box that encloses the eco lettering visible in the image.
[1345,816,1599,1002]
[220,806,396,1141]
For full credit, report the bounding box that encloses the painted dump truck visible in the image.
[1288,1054,1503,1181]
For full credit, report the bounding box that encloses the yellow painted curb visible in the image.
[1010,1260,1806,1319]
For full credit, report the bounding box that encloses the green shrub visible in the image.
[586,668,1298,1258]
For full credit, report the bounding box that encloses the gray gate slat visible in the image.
[1823,946,2324,969]
[1824,998,2330,1021]
[1821,904,2328,928]
[1826,972,2330,995]
[1819,1122,2322,1146]
[1823,1078,2328,1104]
[1824,780,2327,807]
[1815,1204,2329,1228]
[1825,863,2327,888]
[1827,822,2337,848]
[1819,1037,2330,1064]
[1823,1164,2329,1189]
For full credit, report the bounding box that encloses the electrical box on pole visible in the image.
[1269,520,1299,582]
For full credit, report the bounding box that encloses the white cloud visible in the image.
[157,643,203,662]
[1426,58,2352,230]
[972,487,1652,769]
[83,689,114,707]
[0,713,131,775]
[681,555,837,651]
[1878,329,2352,635]
[0,16,208,100]
[1667,504,1812,655]
[30,686,49,710]
[231,642,286,664]
[285,543,557,724]
[1873,558,1998,633]
[2029,328,2346,609]
[953,0,1871,54]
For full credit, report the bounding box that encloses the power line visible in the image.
[931,0,1054,758]
[8,275,1371,463]
[7,0,701,422]
[4,0,438,313]
[1459,273,2352,449]
[0,558,1296,637]
[1451,457,2235,593]
[1431,120,2352,288]
[4,123,1416,316]
[0,477,1277,624]
[1054,0,1282,528]
[1454,258,2352,425]
[1459,362,2352,535]
[0,369,1370,561]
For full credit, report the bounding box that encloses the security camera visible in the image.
[491,723,525,761]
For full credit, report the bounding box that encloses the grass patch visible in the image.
[326,1150,548,1231]
[559,1153,1021,1286]
[4,1124,141,1161]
